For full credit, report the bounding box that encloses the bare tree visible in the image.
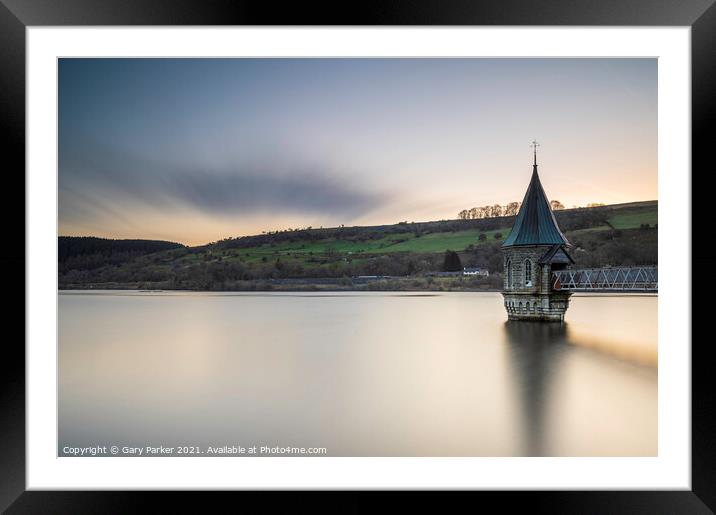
[458,201,522,219]
[550,200,565,210]
[504,202,520,216]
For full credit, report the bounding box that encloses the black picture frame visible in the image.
[2,1,712,512]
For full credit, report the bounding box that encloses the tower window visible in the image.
[506,259,513,288]
[524,259,532,286]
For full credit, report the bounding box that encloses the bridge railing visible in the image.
[552,266,657,292]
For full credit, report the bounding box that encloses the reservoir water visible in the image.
[58,291,657,456]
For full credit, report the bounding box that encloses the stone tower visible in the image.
[501,142,574,322]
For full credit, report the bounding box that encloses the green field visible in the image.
[220,227,510,261]
[380,228,506,252]
[608,209,658,230]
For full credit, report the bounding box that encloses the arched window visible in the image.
[507,259,513,289]
[524,259,533,286]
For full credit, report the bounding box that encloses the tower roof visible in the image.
[502,146,570,248]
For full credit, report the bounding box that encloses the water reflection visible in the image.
[58,291,657,457]
[502,318,656,457]
[503,321,568,456]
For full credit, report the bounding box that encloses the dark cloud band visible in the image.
[59,142,387,223]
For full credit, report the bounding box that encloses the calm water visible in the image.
[58,291,657,457]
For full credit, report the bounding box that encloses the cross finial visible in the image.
[531,139,540,166]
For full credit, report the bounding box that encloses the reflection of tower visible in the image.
[503,320,568,456]
[501,141,574,321]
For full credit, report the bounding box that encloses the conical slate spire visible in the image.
[502,149,570,247]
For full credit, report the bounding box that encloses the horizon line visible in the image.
[58,198,658,248]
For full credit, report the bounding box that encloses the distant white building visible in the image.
[463,267,489,277]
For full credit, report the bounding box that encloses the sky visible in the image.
[59,58,657,246]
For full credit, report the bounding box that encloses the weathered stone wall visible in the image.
[502,244,571,321]
[501,291,572,321]
[503,245,550,292]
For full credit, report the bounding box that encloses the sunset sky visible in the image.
[59,58,657,246]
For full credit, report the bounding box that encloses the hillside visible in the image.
[59,236,185,274]
[58,200,657,291]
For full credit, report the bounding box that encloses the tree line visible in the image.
[457,200,565,220]
[59,236,184,273]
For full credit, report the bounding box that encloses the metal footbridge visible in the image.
[552,266,657,292]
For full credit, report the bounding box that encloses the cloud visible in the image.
[59,141,389,225]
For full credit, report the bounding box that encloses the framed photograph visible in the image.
[4,0,713,512]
